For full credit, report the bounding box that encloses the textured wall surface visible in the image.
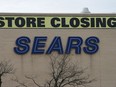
[0,12,115,87]
[0,29,116,87]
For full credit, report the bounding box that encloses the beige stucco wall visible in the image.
[0,29,116,87]
[0,12,115,87]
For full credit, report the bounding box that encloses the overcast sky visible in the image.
[0,0,115,13]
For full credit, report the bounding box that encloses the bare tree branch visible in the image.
[46,54,95,87]
[11,76,28,87]
[12,54,95,87]
[0,60,15,75]
[25,75,42,87]
[0,60,15,87]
